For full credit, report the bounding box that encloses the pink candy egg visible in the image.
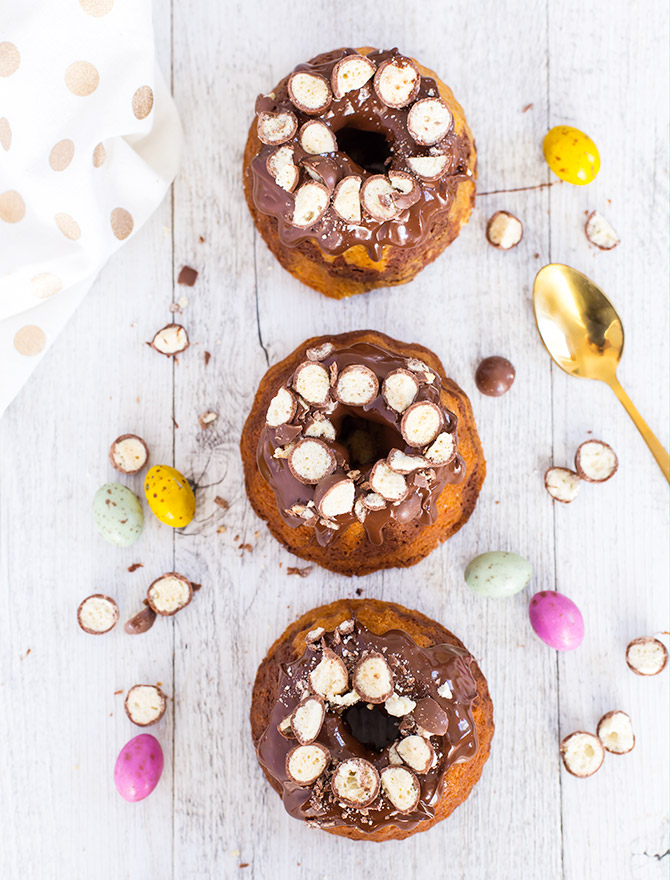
[114,734,164,802]
[528,590,584,651]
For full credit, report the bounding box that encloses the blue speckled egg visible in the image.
[93,483,144,546]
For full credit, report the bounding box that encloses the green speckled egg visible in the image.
[464,551,532,598]
[144,465,195,528]
[93,483,144,546]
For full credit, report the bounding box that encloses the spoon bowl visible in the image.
[533,263,669,482]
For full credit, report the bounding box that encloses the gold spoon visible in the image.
[533,263,669,482]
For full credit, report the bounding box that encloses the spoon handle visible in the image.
[609,378,670,482]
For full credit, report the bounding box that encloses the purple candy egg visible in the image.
[114,733,164,802]
[528,590,584,651]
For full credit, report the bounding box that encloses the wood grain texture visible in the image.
[0,1,668,879]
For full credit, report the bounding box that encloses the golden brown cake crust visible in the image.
[240,330,486,576]
[250,598,494,841]
[243,48,476,299]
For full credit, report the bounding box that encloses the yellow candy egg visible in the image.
[144,465,195,528]
[543,126,600,185]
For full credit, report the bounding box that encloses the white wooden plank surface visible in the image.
[1,1,668,879]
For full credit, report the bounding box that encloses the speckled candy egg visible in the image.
[543,126,600,185]
[144,465,195,528]
[529,590,584,651]
[114,734,164,802]
[464,551,532,598]
[93,483,144,546]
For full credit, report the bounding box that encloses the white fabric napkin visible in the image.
[0,0,182,417]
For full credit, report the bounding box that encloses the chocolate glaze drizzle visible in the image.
[250,48,475,261]
[256,618,479,831]
[256,340,466,547]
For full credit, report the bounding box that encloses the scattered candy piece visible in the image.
[144,465,196,527]
[529,590,584,651]
[625,637,668,676]
[177,265,198,286]
[584,211,620,250]
[77,594,118,634]
[574,440,618,483]
[124,685,167,727]
[147,572,193,616]
[109,434,149,475]
[485,211,523,250]
[544,467,581,503]
[560,731,604,777]
[465,551,532,599]
[543,125,600,185]
[149,323,189,357]
[475,356,516,396]
[93,483,144,546]
[124,606,157,635]
[114,734,163,802]
[597,711,635,755]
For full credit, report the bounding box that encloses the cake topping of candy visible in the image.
[256,618,478,831]
[256,340,465,548]
[249,48,474,260]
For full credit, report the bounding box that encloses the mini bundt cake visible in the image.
[240,330,485,576]
[250,598,494,840]
[243,47,476,298]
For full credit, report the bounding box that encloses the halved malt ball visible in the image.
[560,731,604,778]
[407,98,452,146]
[388,170,421,209]
[266,387,297,427]
[306,341,334,361]
[287,71,332,114]
[625,637,668,676]
[424,431,456,465]
[380,765,421,813]
[352,652,394,703]
[299,120,337,155]
[146,572,193,616]
[332,175,362,223]
[150,324,189,357]
[585,210,620,250]
[369,460,408,502]
[387,449,427,474]
[124,685,167,727]
[109,434,149,474]
[360,175,399,222]
[382,369,419,413]
[256,110,298,145]
[266,146,299,192]
[77,594,119,634]
[544,467,581,503]
[331,758,380,807]
[313,474,355,519]
[308,646,349,699]
[373,56,420,108]
[335,364,379,406]
[304,417,336,442]
[290,695,326,745]
[574,440,618,483]
[292,361,330,404]
[384,693,416,717]
[277,716,293,738]
[396,735,435,774]
[486,211,523,250]
[597,711,635,755]
[331,53,376,99]
[288,438,337,485]
[407,155,448,181]
[286,743,330,786]
[292,181,330,228]
[401,401,443,447]
[363,491,387,510]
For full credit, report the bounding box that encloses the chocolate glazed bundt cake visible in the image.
[243,47,476,298]
[240,330,486,576]
[250,599,494,841]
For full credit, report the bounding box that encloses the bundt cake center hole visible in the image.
[339,415,399,468]
[336,127,392,175]
[343,702,401,752]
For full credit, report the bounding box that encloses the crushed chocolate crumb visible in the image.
[204,351,211,366]
[287,566,313,578]
[128,563,144,572]
[214,496,229,510]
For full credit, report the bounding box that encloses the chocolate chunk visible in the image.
[124,606,157,635]
[177,266,198,286]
